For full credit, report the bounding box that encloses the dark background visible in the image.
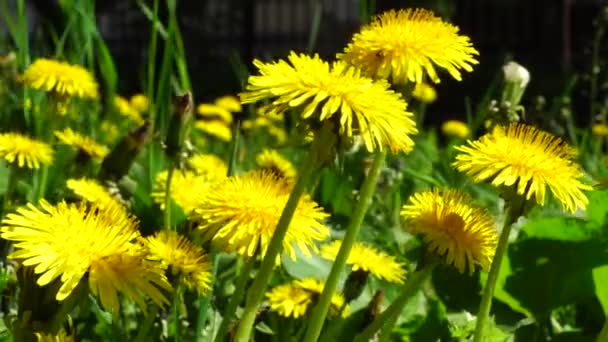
[11,0,608,125]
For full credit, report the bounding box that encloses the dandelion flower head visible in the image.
[441,120,470,139]
[66,178,124,212]
[592,123,608,137]
[255,149,297,180]
[240,52,417,153]
[412,83,437,103]
[266,278,346,318]
[197,104,233,124]
[21,58,98,98]
[401,189,497,274]
[453,123,591,212]
[114,96,144,125]
[145,231,212,295]
[129,94,150,113]
[152,169,220,214]
[338,9,479,84]
[193,171,329,259]
[35,330,73,342]
[320,240,406,283]
[215,95,242,113]
[55,128,108,160]
[188,153,228,178]
[194,120,232,142]
[0,200,171,312]
[0,132,54,169]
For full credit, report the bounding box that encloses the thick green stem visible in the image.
[134,304,161,342]
[473,203,523,342]
[303,151,387,342]
[196,250,219,341]
[173,284,182,342]
[354,260,438,342]
[227,120,241,177]
[214,257,255,342]
[306,0,323,53]
[233,131,327,342]
[164,165,175,231]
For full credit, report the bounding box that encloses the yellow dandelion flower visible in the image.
[453,123,592,213]
[266,278,347,318]
[412,83,437,103]
[0,132,54,169]
[441,120,470,139]
[320,240,406,284]
[194,120,232,142]
[35,330,73,342]
[54,128,108,160]
[145,231,212,295]
[214,95,242,113]
[152,169,219,214]
[114,96,144,125]
[401,190,497,274]
[21,58,98,98]
[240,52,417,153]
[193,171,329,259]
[197,104,233,123]
[592,123,608,137]
[255,149,297,180]
[129,93,150,113]
[0,200,171,312]
[267,125,288,145]
[100,120,120,143]
[66,178,124,211]
[187,153,228,178]
[338,9,479,84]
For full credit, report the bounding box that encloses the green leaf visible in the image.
[505,238,608,319]
[281,247,335,281]
[521,216,597,241]
[593,265,608,315]
[585,189,608,228]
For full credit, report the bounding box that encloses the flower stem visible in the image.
[303,151,387,342]
[473,202,523,342]
[214,257,254,342]
[227,119,241,177]
[134,304,161,342]
[173,284,182,342]
[164,165,175,231]
[354,260,439,342]
[233,128,331,342]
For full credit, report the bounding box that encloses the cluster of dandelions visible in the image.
[0,5,594,342]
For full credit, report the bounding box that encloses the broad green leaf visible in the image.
[593,265,608,315]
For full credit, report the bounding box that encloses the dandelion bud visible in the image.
[342,269,369,303]
[501,62,530,122]
[99,122,150,181]
[166,92,193,161]
[503,61,530,87]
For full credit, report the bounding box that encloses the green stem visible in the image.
[306,0,324,53]
[214,257,255,342]
[164,165,175,230]
[134,304,161,342]
[303,151,387,342]
[354,260,438,342]
[227,120,241,177]
[196,250,219,341]
[173,284,182,342]
[233,129,330,342]
[473,202,523,342]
